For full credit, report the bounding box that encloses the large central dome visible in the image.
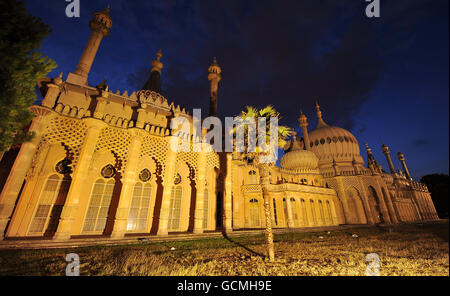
[308,103,363,166]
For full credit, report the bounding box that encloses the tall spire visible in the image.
[298,110,311,150]
[397,152,412,180]
[381,143,396,175]
[208,57,222,117]
[67,6,113,85]
[315,101,328,128]
[142,49,163,93]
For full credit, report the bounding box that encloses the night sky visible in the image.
[23,0,448,180]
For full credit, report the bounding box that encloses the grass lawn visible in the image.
[0,222,448,276]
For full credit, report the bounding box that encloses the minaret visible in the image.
[208,57,222,117]
[142,49,163,93]
[67,6,112,85]
[381,143,396,174]
[298,111,311,150]
[315,101,328,128]
[397,152,412,180]
[365,143,379,174]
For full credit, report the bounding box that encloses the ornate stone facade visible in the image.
[0,8,438,243]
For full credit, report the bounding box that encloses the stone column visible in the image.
[381,144,396,175]
[157,135,178,236]
[41,74,63,109]
[192,139,208,234]
[110,129,143,238]
[0,107,51,239]
[53,119,102,240]
[67,7,112,85]
[223,153,233,233]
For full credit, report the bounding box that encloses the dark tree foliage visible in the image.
[0,0,56,152]
[420,174,449,219]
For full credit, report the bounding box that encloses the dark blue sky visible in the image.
[24,0,448,180]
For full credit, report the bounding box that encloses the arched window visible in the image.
[29,174,71,234]
[273,198,278,226]
[249,198,261,227]
[203,188,209,229]
[326,200,333,222]
[127,182,152,232]
[301,199,308,225]
[168,186,183,230]
[310,199,317,225]
[290,198,299,227]
[248,170,258,184]
[83,179,115,233]
[318,200,326,224]
[368,186,383,223]
[282,198,288,226]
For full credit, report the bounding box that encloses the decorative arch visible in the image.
[345,187,367,224]
[368,186,383,223]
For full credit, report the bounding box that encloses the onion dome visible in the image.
[281,137,319,170]
[307,102,363,165]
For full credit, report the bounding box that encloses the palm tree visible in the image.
[231,105,293,261]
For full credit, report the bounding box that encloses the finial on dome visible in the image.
[315,100,328,128]
[151,49,163,73]
[208,57,221,76]
[298,110,307,125]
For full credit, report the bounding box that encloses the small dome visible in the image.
[281,139,319,170]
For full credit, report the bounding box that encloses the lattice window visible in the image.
[206,152,220,169]
[176,151,199,180]
[127,183,152,232]
[29,174,70,234]
[249,198,261,227]
[168,186,183,231]
[95,127,132,170]
[41,117,88,168]
[203,188,209,229]
[83,179,115,233]
[140,136,168,171]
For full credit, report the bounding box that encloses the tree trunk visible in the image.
[258,163,275,261]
